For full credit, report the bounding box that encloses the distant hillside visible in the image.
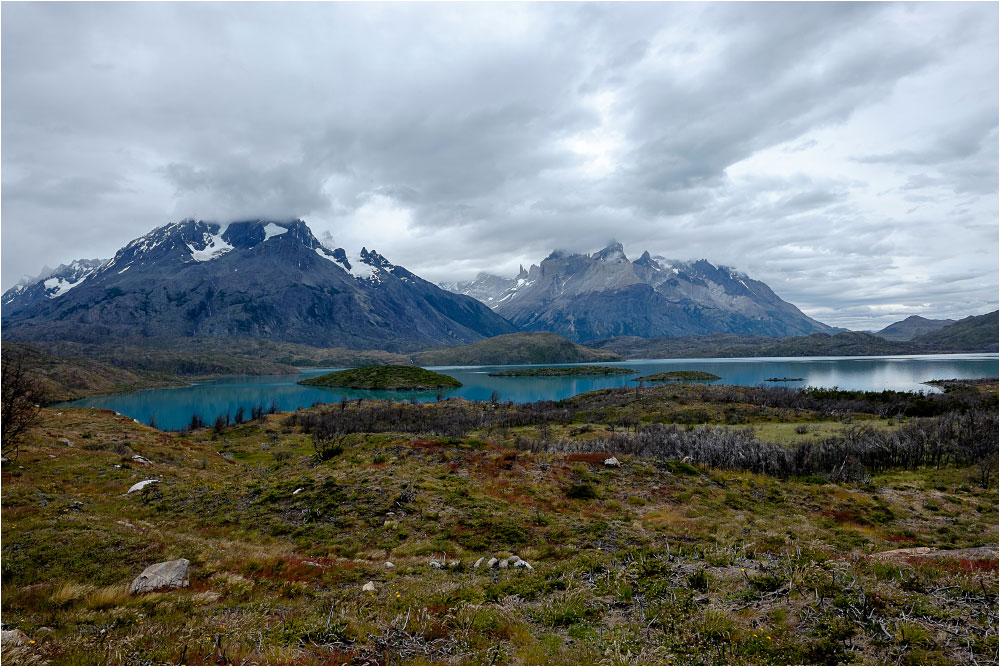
[914,311,999,352]
[591,332,921,359]
[875,316,955,341]
[3,343,182,403]
[410,332,621,366]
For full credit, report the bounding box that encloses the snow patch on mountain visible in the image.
[262,223,288,240]
[188,225,233,262]
[43,276,83,297]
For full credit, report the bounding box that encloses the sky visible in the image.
[2,2,997,330]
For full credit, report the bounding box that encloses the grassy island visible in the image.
[766,377,806,382]
[636,370,721,381]
[488,365,635,377]
[299,365,461,390]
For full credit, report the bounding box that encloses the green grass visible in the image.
[2,386,997,665]
[298,365,462,390]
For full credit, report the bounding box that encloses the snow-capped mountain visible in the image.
[443,242,835,342]
[3,258,110,315]
[3,219,516,350]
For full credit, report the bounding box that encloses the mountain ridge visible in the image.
[2,219,516,351]
[443,242,836,342]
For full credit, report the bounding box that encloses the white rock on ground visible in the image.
[487,557,498,569]
[127,479,159,494]
[498,559,508,569]
[362,581,376,592]
[604,457,621,467]
[384,561,395,569]
[430,561,443,569]
[132,455,152,465]
[474,557,484,569]
[130,558,190,594]
[2,629,28,646]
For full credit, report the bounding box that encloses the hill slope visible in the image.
[914,311,999,352]
[875,315,955,341]
[411,332,621,366]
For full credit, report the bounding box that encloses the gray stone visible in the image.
[132,455,152,465]
[127,479,159,494]
[603,457,621,467]
[513,559,534,570]
[498,559,508,569]
[473,557,485,569]
[384,561,395,569]
[130,558,190,594]
[59,437,74,447]
[486,557,498,569]
[2,629,28,646]
[430,561,443,569]
[362,581,376,592]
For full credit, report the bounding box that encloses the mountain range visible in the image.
[2,219,515,351]
[873,315,955,341]
[442,243,836,342]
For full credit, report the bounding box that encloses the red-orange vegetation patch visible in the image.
[886,535,917,543]
[823,509,863,525]
[232,555,338,583]
[907,557,999,573]
[409,440,445,450]
[566,453,613,465]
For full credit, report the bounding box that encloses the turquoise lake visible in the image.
[61,353,998,431]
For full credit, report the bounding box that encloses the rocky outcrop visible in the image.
[130,558,190,594]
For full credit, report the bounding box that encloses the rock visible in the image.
[67,500,84,511]
[130,558,190,594]
[430,561,443,569]
[1,629,28,646]
[447,560,461,568]
[362,581,376,592]
[513,560,533,570]
[681,455,693,463]
[507,556,520,564]
[127,479,159,494]
[384,561,395,569]
[473,557,485,569]
[132,455,152,465]
[292,488,303,495]
[499,559,508,569]
[486,557,498,569]
[603,456,621,467]
[59,437,74,447]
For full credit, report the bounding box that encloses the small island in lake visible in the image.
[766,377,806,382]
[488,366,636,377]
[636,370,721,381]
[299,366,462,390]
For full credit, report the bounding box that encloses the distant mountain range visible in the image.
[2,219,515,351]
[442,242,837,342]
[873,315,955,341]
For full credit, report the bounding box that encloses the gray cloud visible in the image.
[2,2,996,329]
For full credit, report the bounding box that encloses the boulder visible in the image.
[513,560,533,570]
[473,557,484,569]
[59,437,74,447]
[429,561,443,569]
[130,558,190,594]
[384,561,395,569]
[603,457,621,467]
[127,479,159,494]
[498,559,508,569]
[362,581,376,592]
[132,455,152,465]
[1,629,28,646]
[486,557,498,569]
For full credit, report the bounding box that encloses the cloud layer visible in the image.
[3,2,997,329]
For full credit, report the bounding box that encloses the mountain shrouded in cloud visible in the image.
[2,2,996,329]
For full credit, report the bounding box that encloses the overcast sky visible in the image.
[2,2,997,329]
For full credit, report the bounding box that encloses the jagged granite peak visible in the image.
[3,218,516,351]
[3,258,110,316]
[443,244,835,342]
[592,241,627,263]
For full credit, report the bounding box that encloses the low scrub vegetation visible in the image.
[2,381,996,665]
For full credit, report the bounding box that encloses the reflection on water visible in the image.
[61,353,998,431]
